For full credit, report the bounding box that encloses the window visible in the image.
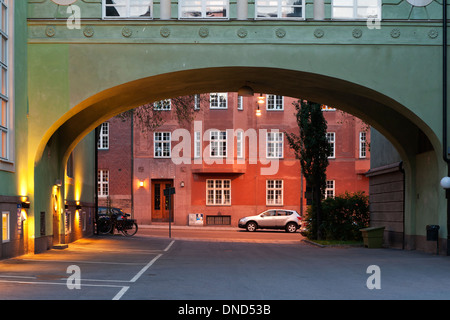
[266,95,283,110]
[194,94,200,110]
[237,96,243,110]
[236,130,243,158]
[256,0,304,19]
[325,180,335,198]
[97,122,109,150]
[359,131,367,158]
[2,211,9,242]
[206,179,231,205]
[332,0,381,20]
[327,132,335,158]
[179,0,229,19]
[154,132,171,158]
[210,93,227,109]
[103,0,152,19]
[210,130,227,157]
[267,131,283,158]
[98,169,109,197]
[194,131,201,158]
[266,180,283,205]
[154,99,171,111]
[0,0,10,164]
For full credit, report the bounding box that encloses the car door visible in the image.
[257,210,277,227]
[275,210,288,227]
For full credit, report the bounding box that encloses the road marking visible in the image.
[129,254,163,283]
[164,240,175,252]
[112,286,130,300]
[21,259,144,266]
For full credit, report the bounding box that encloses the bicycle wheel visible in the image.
[121,222,138,236]
[97,218,112,234]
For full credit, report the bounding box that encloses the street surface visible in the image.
[1,226,450,304]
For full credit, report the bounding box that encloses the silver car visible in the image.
[238,209,302,233]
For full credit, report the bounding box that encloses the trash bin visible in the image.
[360,226,385,248]
[426,225,440,241]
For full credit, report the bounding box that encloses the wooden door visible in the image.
[151,179,174,222]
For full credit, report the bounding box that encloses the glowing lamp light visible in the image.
[255,108,262,117]
[257,94,265,105]
[139,180,145,188]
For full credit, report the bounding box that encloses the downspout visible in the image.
[443,0,449,255]
[94,126,99,235]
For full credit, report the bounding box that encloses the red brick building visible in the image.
[97,93,370,226]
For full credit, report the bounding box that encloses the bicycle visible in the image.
[97,212,138,236]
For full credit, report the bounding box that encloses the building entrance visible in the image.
[151,179,174,222]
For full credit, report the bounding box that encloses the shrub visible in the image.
[303,191,370,241]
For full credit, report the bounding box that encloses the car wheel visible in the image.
[285,222,297,233]
[246,221,257,232]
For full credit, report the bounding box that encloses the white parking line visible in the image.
[164,240,175,252]
[112,286,130,300]
[129,254,163,283]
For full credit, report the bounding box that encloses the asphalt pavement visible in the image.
[0,226,450,303]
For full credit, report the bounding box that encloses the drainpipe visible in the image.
[443,0,449,255]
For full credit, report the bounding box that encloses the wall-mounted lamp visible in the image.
[256,94,265,117]
[76,204,82,211]
[20,196,30,209]
[180,181,185,188]
[139,180,145,188]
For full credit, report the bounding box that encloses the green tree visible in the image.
[286,100,331,240]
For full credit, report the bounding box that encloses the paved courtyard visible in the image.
[1,232,450,303]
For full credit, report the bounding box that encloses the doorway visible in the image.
[151,179,174,222]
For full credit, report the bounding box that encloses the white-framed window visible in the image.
[325,180,335,198]
[194,131,201,158]
[321,105,336,111]
[194,94,200,110]
[0,0,11,166]
[154,132,171,158]
[266,95,284,110]
[327,132,335,158]
[2,211,9,242]
[267,131,283,158]
[206,179,231,205]
[97,122,109,150]
[266,180,283,205]
[332,0,381,20]
[255,0,304,19]
[98,170,109,197]
[237,96,243,110]
[102,0,152,19]
[154,99,171,111]
[210,93,227,109]
[359,131,367,158]
[210,130,227,157]
[236,130,244,158]
[179,0,229,19]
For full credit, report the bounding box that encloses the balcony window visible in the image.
[179,0,229,19]
[332,0,381,20]
[255,0,304,19]
[103,0,152,19]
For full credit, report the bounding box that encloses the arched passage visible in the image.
[33,66,445,253]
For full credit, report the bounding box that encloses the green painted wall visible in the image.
[22,0,450,252]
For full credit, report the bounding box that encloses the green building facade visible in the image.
[0,0,449,257]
